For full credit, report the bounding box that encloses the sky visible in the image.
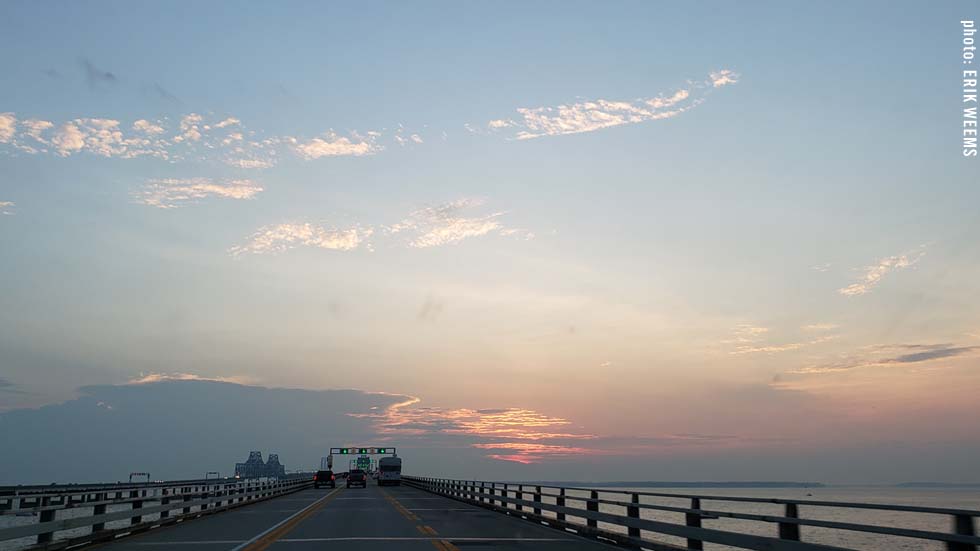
[1,1,979,483]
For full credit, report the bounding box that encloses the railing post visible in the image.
[503,484,509,510]
[489,482,496,506]
[627,493,640,538]
[557,488,566,521]
[516,485,524,512]
[779,503,801,541]
[160,494,171,519]
[587,490,598,528]
[36,496,55,544]
[130,490,143,525]
[686,497,703,550]
[534,485,542,515]
[480,482,486,503]
[948,513,977,551]
[92,492,107,532]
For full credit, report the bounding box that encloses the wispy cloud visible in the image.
[802,323,838,332]
[135,178,263,208]
[0,113,15,143]
[418,295,446,321]
[388,198,533,248]
[288,132,381,159]
[127,372,254,385]
[151,83,179,103]
[479,70,738,140]
[230,223,373,256]
[353,397,762,464]
[394,126,424,147]
[0,201,14,215]
[232,199,530,256]
[350,399,597,463]
[709,69,739,87]
[839,246,927,296]
[722,324,769,344]
[788,343,979,374]
[725,323,837,355]
[79,57,117,87]
[0,112,382,167]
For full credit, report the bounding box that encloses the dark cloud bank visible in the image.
[0,381,405,484]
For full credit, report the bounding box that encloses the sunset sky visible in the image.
[1,1,979,482]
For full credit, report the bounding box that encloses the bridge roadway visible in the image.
[92,482,617,551]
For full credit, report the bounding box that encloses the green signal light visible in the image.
[378,448,386,453]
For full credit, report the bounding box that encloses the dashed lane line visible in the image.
[276,537,573,542]
[230,487,344,551]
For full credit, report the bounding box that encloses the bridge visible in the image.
[2,474,979,551]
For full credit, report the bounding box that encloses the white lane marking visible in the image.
[229,487,341,551]
[278,537,575,542]
[407,508,478,511]
[227,510,309,513]
[133,542,245,546]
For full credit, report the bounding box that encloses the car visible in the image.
[347,469,367,488]
[313,470,335,489]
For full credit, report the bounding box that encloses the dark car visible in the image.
[314,470,335,489]
[347,469,367,488]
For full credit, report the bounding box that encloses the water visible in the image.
[534,486,980,550]
[2,486,978,550]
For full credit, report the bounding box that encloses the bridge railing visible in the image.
[0,474,313,550]
[403,476,980,551]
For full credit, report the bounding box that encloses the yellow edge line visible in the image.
[241,488,344,551]
[383,489,456,550]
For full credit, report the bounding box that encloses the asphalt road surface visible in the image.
[93,482,618,550]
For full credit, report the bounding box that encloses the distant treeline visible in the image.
[529,481,826,488]
[896,482,980,488]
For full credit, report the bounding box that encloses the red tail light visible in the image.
[331,475,335,480]
[313,475,318,480]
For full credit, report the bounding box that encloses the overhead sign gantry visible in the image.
[326,447,396,470]
[330,447,396,455]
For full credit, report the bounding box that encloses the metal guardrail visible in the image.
[0,474,314,550]
[403,476,980,551]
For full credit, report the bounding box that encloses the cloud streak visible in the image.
[79,58,117,87]
[233,199,532,255]
[289,132,381,159]
[479,70,738,140]
[788,343,979,374]
[0,201,14,215]
[387,198,533,248]
[135,178,263,208]
[350,399,598,463]
[230,223,373,256]
[0,111,384,167]
[839,246,927,296]
[725,323,837,355]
